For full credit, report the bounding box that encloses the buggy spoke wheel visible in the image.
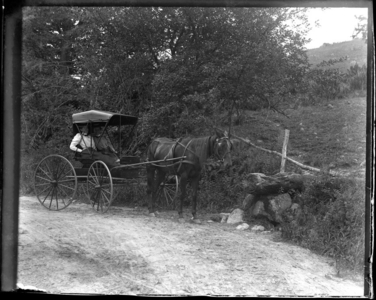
[86,161,113,213]
[157,175,179,208]
[34,155,77,211]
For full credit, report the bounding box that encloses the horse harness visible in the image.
[150,136,231,171]
[164,138,194,173]
[149,138,194,172]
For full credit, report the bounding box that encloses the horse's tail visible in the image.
[146,139,158,162]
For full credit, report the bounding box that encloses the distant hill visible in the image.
[306,38,367,72]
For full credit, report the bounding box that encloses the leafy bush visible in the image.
[298,59,366,106]
[198,170,242,212]
[305,67,348,103]
[346,63,367,91]
[281,175,365,273]
[194,149,282,212]
[230,147,282,176]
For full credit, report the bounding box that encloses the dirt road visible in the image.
[17,196,364,296]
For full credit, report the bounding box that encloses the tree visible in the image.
[22,7,313,151]
[151,8,312,134]
[22,7,87,151]
[352,15,367,41]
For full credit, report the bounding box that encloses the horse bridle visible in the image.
[214,137,232,162]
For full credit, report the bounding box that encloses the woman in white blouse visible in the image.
[70,125,97,153]
[70,125,120,168]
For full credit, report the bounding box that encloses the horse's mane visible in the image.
[184,136,212,168]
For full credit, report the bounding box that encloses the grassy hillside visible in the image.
[229,96,366,176]
[306,38,367,72]
[224,97,366,276]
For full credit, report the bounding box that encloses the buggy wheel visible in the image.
[87,161,113,213]
[157,175,179,208]
[34,154,77,211]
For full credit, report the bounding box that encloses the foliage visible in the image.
[346,63,367,91]
[22,7,89,152]
[302,37,367,105]
[352,15,368,41]
[21,7,312,151]
[150,8,312,132]
[20,6,317,196]
[194,148,282,213]
[20,7,368,156]
[232,149,281,175]
[197,169,242,212]
[281,175,365,273]
[302,58,349,104]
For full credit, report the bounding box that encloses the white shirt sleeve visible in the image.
[70,133,83,152]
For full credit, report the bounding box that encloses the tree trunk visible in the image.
[242,172,304,196]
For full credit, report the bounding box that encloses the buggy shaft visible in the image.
[111,156,187,169]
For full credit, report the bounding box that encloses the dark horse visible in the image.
[146,130,232,223]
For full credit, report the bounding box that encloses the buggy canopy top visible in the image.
[72,110,138,126]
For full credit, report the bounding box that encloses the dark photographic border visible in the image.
[2,0,374,296]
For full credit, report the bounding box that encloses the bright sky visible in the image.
[305,7,368,49]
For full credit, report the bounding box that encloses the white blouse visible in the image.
[70,133,97,152]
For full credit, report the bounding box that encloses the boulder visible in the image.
[236,223,249,230]
[227,208,244,224]
[281,203,303,224]
[252,200,265,216]
[267,193,292,223]
[219,213,230,223]
[239,172,306,225]
[251,225,265,231]
[242,194,256,211]
[291,203,300,214]
[246,193,292,224]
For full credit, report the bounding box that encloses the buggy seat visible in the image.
[72,145,95,166]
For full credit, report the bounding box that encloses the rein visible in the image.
[154,138,194,172]
[174,140,193,172]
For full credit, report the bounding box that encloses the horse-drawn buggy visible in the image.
[34,109,232,222]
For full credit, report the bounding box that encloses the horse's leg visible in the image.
[152,169,166,215]
[146,166,156,216]
[178,174,188,223]
[190,175,202,224]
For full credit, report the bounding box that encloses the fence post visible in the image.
[280,129,290,173]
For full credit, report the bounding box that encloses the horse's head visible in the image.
[213,131,232,168]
